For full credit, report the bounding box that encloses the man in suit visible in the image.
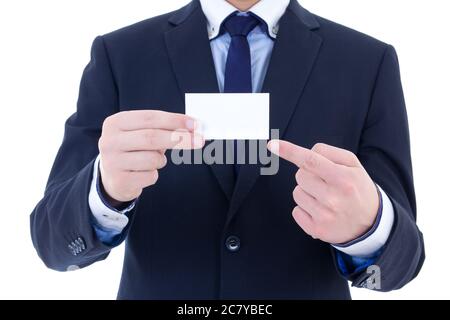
[30,0,424,299]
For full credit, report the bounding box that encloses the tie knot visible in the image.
[223,14,260,37]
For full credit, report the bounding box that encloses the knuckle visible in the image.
[159,155,168,168]
[144,130,157,145]
[297,176,307,190]
[98,137,106,152]
[292,206,300,217]
[348,151,358,162]
[295,169,303,184]
[305,153,319,168]
[150,154,166,169]
[102,116,113,131]
[341,180,356,196]
[343,149,360,166]
[113,111,125,119]
[148,170,159,185]
[146,153,157,168]
[312,143,326,154]
[151,155,161,169]
[171,131,184,144]
[103,113,121,130]
[312,225,324,240]
[98,136,114,154]
[292,206,305,221]
[344,150,359,163]
[292,185,301,200]
[325,195,339,212]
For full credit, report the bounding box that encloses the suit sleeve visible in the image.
[345,45,425,291]
[30,36,133,271]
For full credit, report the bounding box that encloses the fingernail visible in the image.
[186,119,197,131]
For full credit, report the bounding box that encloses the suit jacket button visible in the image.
[75,237,86,251]
[225,236,241,252]
[68,243,77,256]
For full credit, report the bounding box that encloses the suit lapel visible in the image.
[226,3,323,223]
[165,1,236,201]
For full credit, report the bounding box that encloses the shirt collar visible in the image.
[199,0,290,39]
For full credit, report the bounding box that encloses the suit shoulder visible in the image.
[314,15,390,56]
[101,10,175,45]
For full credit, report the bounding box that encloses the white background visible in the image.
[0,0,449,300]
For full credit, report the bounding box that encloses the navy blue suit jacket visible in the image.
[30,0,424,299]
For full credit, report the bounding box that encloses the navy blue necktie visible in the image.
[223,14,260,93]
[223,14,260,175]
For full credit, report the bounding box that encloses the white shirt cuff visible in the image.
[332,185,395,258]
[88,155,134,233]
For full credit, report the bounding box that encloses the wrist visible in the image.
[98,160,134,210]
[358,182,381,238]
[332,185,394,258]
[334,185,383,247]
[98,177,127,209]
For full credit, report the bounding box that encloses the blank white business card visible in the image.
[185,93,269,140]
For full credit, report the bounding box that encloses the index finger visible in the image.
[113,110,196,132]
[267,139,338,182]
